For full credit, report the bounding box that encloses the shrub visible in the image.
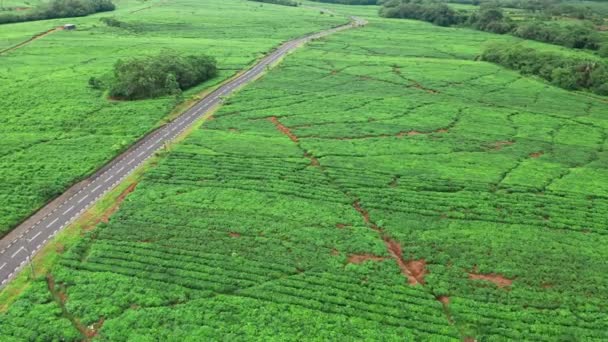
[108,51,218,100]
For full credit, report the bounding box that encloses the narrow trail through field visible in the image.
[268,116,463,337]
[0,27,62,56]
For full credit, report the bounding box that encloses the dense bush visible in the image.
[0,0,115,24]
[481,43,608,95]
[380,0,464,26]
[248,0,299,6]
[513,22,600,50]
[467,4,514,34]
[108,52,218,100]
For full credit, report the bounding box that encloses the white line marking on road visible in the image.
[128,159,135,165]
[0,263,6,270]
[11,247,24,258]
[62,206,74,215]
[117,167,125,173]
[77,194,89,204]
[92,185,102,192]
[105,175,113,182]
[146,145,154,150]
[47,218,59,228]
[137,151,145,157]
[29,232,42,242]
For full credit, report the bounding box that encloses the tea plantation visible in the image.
[0,0,342,237]
[1,1,607,341]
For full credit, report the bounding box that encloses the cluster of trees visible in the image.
[380,2,604,52]
[513,22,599,50]
[379,0,464,26]
[0,0,114,24]
[249,0,299,6]
[103,51,218,100]
[481,43,608,95]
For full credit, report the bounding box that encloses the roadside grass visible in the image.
[0,98,219,313]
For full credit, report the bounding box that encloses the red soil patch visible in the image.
[492,141,514,151]
[352,200,427,286]
[331,249,340,256]
[437,295,450,305]
[305,152,321,167]
[347,254,385,264]
[86,317,105,338]
[436,128,449,133]
[529,151,544,158]
[385,238,427,285]
[229,232,241,238]
[542,283,553,289]
[14,7,32,11]
[268,116,298,143]
[352,200,377,229]
[100,183,138,224]
[469,273,513,288]
[336,223,349,229]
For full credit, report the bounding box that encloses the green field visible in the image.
[0,0,342,237]
[1,2,607,339]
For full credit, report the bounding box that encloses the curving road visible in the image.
[0,17,366,288]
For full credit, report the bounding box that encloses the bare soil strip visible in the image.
[469,273,514,288]
[0,27,62,56]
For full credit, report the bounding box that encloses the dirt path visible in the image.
[0,26,62,56]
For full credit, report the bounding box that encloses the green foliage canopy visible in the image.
[108,52,218,100]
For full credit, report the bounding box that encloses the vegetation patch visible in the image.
[97,51,218,100]
[0,0,115,24]
[481,43,608,95]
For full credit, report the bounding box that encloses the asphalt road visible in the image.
[0,17,366,288]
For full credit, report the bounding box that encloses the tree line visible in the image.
[481,43,608,95]
[379,1,605,55]
[0,0,115,25]
[90,51,218,101]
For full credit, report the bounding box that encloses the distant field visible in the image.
[0,0,342,237]
[2,5,607,340]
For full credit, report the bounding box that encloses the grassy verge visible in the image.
[0,103,218,312]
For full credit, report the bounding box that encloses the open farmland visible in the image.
[0,0,342,237]
[2,3,607,339]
